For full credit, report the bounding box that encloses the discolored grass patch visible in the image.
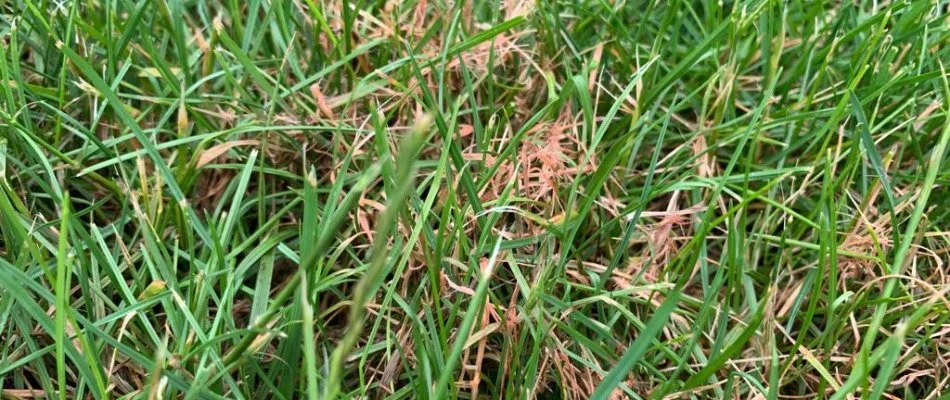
[1,0,950,399]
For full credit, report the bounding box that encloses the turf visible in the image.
[1,0,949,399]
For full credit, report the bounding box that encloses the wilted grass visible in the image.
[1,0,950,399]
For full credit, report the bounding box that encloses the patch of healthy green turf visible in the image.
[1,0,949,399]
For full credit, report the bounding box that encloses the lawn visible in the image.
[1,0,949,398]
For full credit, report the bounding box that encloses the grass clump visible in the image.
[1,0,950,398]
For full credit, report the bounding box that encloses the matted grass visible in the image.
[1,0,949,398]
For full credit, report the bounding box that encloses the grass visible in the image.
[1,0,949,398]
